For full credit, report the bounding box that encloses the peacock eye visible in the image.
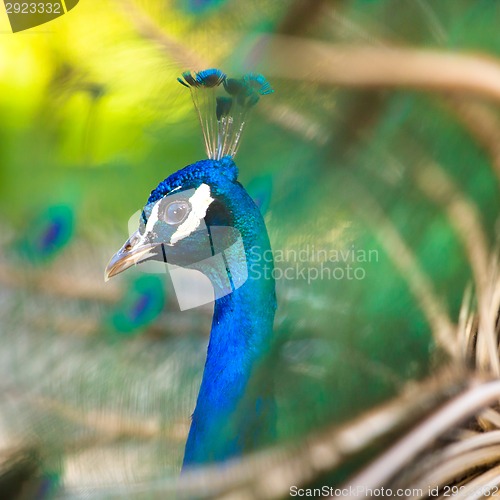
[163,200,190,225]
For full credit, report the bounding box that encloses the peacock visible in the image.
[105,68,277,466]
[1,1,500,498]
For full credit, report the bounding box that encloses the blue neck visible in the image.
[182,203,276,466]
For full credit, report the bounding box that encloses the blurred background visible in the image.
[0,0,499,497]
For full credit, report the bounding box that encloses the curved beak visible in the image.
[105,231,157,281]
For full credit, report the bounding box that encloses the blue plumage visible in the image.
[178,158,277,464]
[106,69,275,467]
[147,157,237,204]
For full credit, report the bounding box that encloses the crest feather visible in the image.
[178,68,274,160]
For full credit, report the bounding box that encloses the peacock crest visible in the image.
[178,68,274,160]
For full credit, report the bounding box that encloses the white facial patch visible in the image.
[145,201,162,234]
[170,183,214,244]
[143,186,184,235]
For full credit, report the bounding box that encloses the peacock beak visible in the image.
[104,231,158,281]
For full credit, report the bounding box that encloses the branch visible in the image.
[116,0,206,69]
[338,379,500,497]
[254,36,500,103]
[63,371,472,499]
[414,163,497,374]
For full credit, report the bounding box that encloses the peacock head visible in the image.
[105,69,273,282]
